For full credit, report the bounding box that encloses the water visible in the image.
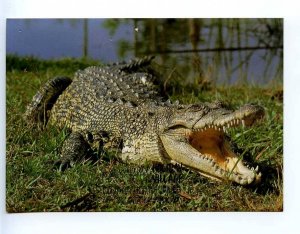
[6,19,282,84]
[6,19,133,62]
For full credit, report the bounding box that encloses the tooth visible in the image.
[255,166,259,172]
[247,177,253,184]
[216,168,222,174]
[240,178,247,185]
[242,120,245,127]
[251,167,254,171]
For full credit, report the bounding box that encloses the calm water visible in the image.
[6,19,133,62]
[6,19,282,84]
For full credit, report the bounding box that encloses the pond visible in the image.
[6,19,283,85]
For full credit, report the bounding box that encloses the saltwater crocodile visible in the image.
[25,56,264,185]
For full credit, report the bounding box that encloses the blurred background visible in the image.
[6,18,283,86]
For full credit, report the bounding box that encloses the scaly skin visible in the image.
[25,57,264,185]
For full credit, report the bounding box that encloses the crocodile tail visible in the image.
[118,56,155,73]
[24,76,72,130]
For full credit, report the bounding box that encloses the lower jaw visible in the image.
[198,168,257,185]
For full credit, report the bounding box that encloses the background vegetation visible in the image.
[6,56,283,212]
[102,18,283,85]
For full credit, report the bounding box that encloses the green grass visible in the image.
[6,56,283,212]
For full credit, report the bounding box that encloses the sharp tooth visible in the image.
[247,176,253,184]
[242,120,245,127]
[251,167,254,171]
[216,168,222,174]
[255,166,259,172]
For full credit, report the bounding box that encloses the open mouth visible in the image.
[188,123,261,184]
[161,105,264,185]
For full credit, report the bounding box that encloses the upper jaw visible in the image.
[192,104,265,130]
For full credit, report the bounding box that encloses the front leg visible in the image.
[55,132,92,170]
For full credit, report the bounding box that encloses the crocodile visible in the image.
[25,56,264,185]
